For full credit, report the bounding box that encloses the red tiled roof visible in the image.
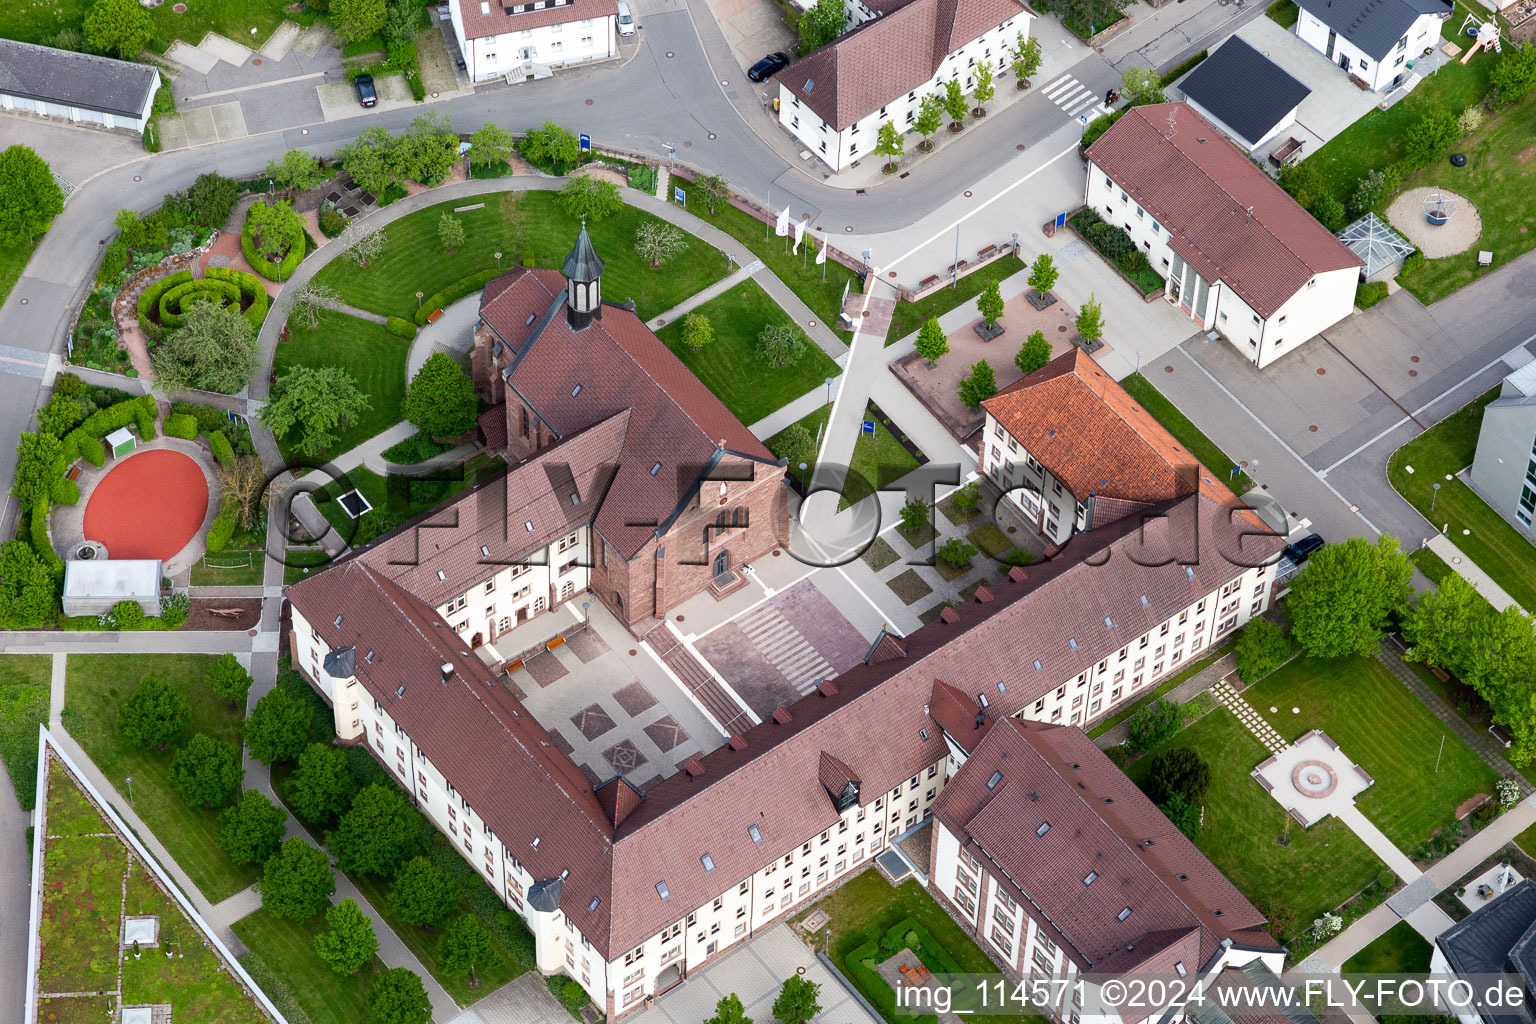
[1085,103,1361,318]
[454,0,617,39]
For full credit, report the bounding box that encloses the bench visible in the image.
[977,244,998,260]
[918,274,940,289]
[66,466,81,482]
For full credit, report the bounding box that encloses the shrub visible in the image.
[381,432,447,465]
[1356,280,1389,310]
[205,266,270,331]
[385,316,417,340]
[30,499,60,574]
[937,537,976,568]
[415,270,500,325]
[136,270,194,338]
[1086,221,1135,260]
[1079,107,1126,148]
[205,500,239,553]
[1404,110,1461,167]
[165,413,198,440]
[1235,617,1293,682]
[952,481,981,514]
[1104,744,1130,768]
[160,592,189,629]
[50,477,79,506]
[158,278,242,331]
[209,430,236,470]
[113,599,146,630]
[1126,698,1182,752]
[319,206,348,238]
[1141,746,1211,805]
[67,430,106,467]
[1402,248,1425,273]
[1118,249,1150,275]
[240,203,308,281]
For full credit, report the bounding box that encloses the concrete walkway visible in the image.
[406,294,479,381]
[749,383,837,439]
[1427,533,1523,614]
[645,259,763,330]
[1092,652,1236,749]
[1335,805,1421,882]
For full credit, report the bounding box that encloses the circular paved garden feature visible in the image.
[1386,187,1483,259]
[83,449,209,561]
[1291,759,1338,799]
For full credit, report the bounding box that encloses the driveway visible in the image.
[706,0,796,81]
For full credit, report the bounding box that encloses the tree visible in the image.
[1404,110,1461,166]
[262,837,336,920]
[382,0,418,43]
[0,146,65,244]
[438,212,466,253]
[338,221,387,267]
[1125,699,1182,752]
[958,359,997,410]
[1235,618,1292,683]
[246,199,305,263]
[943,78,969,128]
[439,914,496,988]
[117,676,191,752]
[39,392,82,437]
[913,94,945,152]
[1491,42,1536,107]
[315,898,380,975]
[770,423,816,471]
[370,968,432,1024]
[1027,253,1058,298]
[558,174,624,222]
[798,0,846,51]
[169,734,244,809]
[404,352,477,440]
[915,317,948,366]
[899,497,930,534]
[705,993,753,1024]
[1404,571,1486,672]
[1074,294,1105,341]
[938,537,977,569]
[972,63,995,116]
[1288,535,1412,658]
[0,540,57,630]
[635,222,687,268]
[1160,792,1201,838]
[184,173,240,229]
[520,121,583,171]
[12,431,63,508]
[291,280,341,330]
[288,742,358,825]
[205,653,252,711]
[217,789,288,866]
[332,0,388,42]
[1015,330,1051,375]
[468,122,516,169]
[261,365,372,459]
[696,174,731,215]
[1009,33,1042,87]
[153,300,258,394]
[772,974,822,1024]
[337,127,400,196]
[247,688,312,765]
[681,312,715,350]
[1349,167,1400,216]
[222,454,267,531]
[394,112,459,186]
[83,0,152,59]
[976,279,1004,327]
[874,121,904,172]
[389,855,459,928]
[756,323,808,368]
[1141,746,1210,806]
[329,783,422,877]
[266,148,326,194]
[1120,65,1165,106]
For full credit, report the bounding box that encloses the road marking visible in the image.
[178,70,329,102]
[1041,74,1111,120]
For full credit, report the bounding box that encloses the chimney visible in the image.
[817,679,839,697]
[939,606,960,625]
[1008,565,1029,583]
[973,585,994,604]
[440,662,453,684]
[771,706,793,725]
[727,734,748,751]
[682,758,706,777]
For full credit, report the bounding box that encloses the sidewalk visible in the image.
[1091,652,1236,748]
[1427,533,1523,613]
[645,259,763,330]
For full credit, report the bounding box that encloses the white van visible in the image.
[616,2,636,35]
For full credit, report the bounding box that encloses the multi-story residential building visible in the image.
[1293,0,1451,92]
[1084,103,1364,368]
[1469,360,1536,534]
[776,0,1033,173]
[447,0,617,82]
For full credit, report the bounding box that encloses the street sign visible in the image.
[579,133,591,152]
[674,186,686,205]
[862,420,875,435]
[1078,113,1089,126]
[1055,212,1066,228]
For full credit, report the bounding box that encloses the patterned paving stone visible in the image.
[565,628,610,664]
[603,738,647,775]
[643,715,690,752]
[570,703,616,740]
[525,652,569,687]
[614,680,658,716]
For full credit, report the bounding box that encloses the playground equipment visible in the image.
[1423,187,1459,226]
[1460,14,1503,63]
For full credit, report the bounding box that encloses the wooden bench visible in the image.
[976,244,998,260]
[918,274,940,289]
[66,466,81,482]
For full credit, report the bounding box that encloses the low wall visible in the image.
[900,240,1021,302]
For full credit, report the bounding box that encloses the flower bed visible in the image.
[843,916,982,1022]
[1068,209,1165,296]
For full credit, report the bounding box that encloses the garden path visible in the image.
[1427,533,1522,613]
[1091,653,1236,749]
[645,259,763,330]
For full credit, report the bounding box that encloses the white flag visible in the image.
[792,218,806,254]
[775,205,791,237]
[816,231,828,264]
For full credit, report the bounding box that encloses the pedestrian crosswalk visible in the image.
[1042,74,1112,122]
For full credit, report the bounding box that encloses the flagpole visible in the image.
[765,187,770,240]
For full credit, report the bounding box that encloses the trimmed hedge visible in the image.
[385,316,418,340]
[210,430,236,470]
[158,278,242,330]
[846,939,940,1024]
[206,266,270,331]
[1159,49,1208,87]
[79,395,157,440]
[50,477,79,506]
[137,270,194,337]
[205,498,239,553]
[414,269,501,325]
[63,429,107,467]
[165,413,199,440]
[240,209,307,282]
[30,499,60,574]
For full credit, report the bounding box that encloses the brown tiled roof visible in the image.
[818,751,860,797]
[454,0,618,39]
[1085,103,1361,318]
[481,269,776,558]
[478,403,508,450]
[782,0,1029,130]
[929,680,989,749]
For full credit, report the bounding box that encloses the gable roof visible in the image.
[1297,0,1450,59]
[782,0,1030,131]
[1086,103,1362,318]
[453,0,619,38]
[0,38,159,119]
[1179,37,1311,147]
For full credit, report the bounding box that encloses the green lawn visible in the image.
[0,238,37,308]
[841,407,922,509]
[1127,707,1384,938]
[1120,373,1253,494]
[1247,655,1497,853]
[284,548,336,585]
[232,908,384,1024]
[654,279,841,425]
[190,550,266,587]
[883,256,1026,346]
[1388,387,1536,612]
[0,0,298,52]
[0,657,52,810]
[766,405,832,474]
[63,654,260,903]
[272,311,411,463]
[311,455,506,539]
[1087,644,1229,737]
[1342,920,1433,974]
[312,191,726,322]
[1266,0,1299,27]
[669,175,863,342]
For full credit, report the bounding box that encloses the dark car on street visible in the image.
[1281,533,1325,565]
[748,52,790,82]
[355,73,377,108]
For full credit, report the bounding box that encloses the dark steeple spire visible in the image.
[564,220,604,330]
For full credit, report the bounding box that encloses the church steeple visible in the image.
[563,220,604,331]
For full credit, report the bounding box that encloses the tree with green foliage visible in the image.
[404,352,477,440]
[1404,571,1487,673]
[339,221,387,268]
[184,172,240,228]
[521,121,583,170]
[1015,330,1051,375]
[468,122,516,169]
[972,63,995,116]
[370,968,433,1024]
[288,742,359,825]
[900,496,930,534]
[943,78,969,128]
[976,279,1004,327]
[958,359,997,410]
[153,300,258,395]
[1075,294,1105,341]
[1235,617,1293,683]
[1125,698,1182,752]
[1404,110,1461,166]
[756,323,808,369]
[1141,746,1210,806]
[952,481,982,515]
[772,974,822,1024]
[261,365,372,459]
[695,173,731,215]
[1009,33,1043,87]
[636,221,687,268]
[117,676,191,752]
[83,0,152,59]
[937,537,977,569]
[205,653,252,711]
[1491,42,1536,107]
[246,688,312,766]
[915,317,949,367]
[329,783,422,877]
[771,423,817,475]
[262,837,336,921]
[438,212,466,253]
[1349,166,1402,216]
[336,127,400,196]
[395,112,459,186]
[0,146,66,245]
[1160,791,1201,838]
[266,149,326,195]
[874,121,905,172]
[315,898,380,975]
[1027,252,1058,299]
[706,993,753,1024]
[558,174,624,222]
[38,392,81,438]
[246,199,305,263]
[332,0,388,42]
[0,540,57,630]
[389,855,460,929]
[798,0,846,51]
[12,431,63,508]
[169,734,244,809]
[439,914,496,988]
[1120,65,1165,106]
[681,312,715,350]
[913,94,945,152]
[1288,535,1412,658]
[217,789,288,866]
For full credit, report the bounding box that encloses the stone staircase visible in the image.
[644,631,755,736]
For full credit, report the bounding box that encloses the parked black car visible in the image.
[1281,533,1325,565]
[355,73,377,108]
[748,52,790,82]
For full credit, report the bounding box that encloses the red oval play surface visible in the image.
[83,449,209,561]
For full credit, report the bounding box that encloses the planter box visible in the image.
[1026,289,1057,311]
[973,321,1006,342]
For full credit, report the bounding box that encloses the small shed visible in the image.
[106,427,136,458]
[62,559,163,617]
